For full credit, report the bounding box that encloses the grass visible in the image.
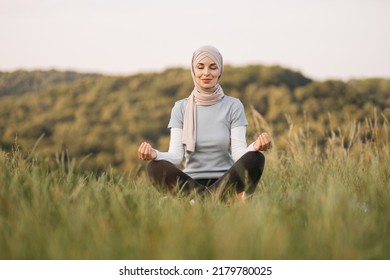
[0,117,389,260]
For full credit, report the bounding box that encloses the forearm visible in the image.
[154,128,184,166]
[231,126,256,162]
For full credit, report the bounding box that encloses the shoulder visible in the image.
[174,98,188,107]
[172,98,187,113]
[223,95,248,125]
[170,98,188,119]
[222,95,245,109]
[168,99,188,128]
[223,95,243,104]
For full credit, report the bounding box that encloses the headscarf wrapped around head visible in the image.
[190,45,224,93]
[182,45,225,152]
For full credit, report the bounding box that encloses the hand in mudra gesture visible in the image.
[254,132,272,151]
[138,142,157,161]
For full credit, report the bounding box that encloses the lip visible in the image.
[201,79,213,82]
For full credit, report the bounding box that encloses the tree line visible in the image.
[0,66,389,172]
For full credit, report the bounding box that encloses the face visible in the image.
[193,56,220,90]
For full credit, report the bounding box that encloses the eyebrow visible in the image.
[197,63,218,66]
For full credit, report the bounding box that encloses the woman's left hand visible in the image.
[254,132,272,151]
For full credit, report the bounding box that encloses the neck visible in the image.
[193,85,224,105]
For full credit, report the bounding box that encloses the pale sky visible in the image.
[1,0,389,80]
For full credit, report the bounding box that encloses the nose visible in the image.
[202,67,210,76]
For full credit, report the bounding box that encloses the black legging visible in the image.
[146,151,265,199]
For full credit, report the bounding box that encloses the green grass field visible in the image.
[1,120,389,260]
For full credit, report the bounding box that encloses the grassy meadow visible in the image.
[1,114,389,260]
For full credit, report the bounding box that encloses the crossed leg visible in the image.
[146,151,265,199]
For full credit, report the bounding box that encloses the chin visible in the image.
[202,83,216,89]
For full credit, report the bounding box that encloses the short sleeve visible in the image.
[230,99,248,128]
[168,99,186,129]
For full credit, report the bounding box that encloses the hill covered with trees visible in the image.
[0,66,389,172]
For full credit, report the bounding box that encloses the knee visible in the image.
[245,151,265,169]
[146,160,167,177]
[146,160,157,176]
[251,151,265,161]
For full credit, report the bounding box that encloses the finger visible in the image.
[259,134,267,150]
[255,135,263,151]
[255,138,263,151]
[144,143,153,160]
[261,133,272,150]
[143,143,151,159]
[138,142,145,158]
[139,142,149,159]
[146,144,152,160]
[260,134,270,150]
[261,134,271,151]
[262,133,272,143]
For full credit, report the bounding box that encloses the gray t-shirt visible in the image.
[168,95,248,179]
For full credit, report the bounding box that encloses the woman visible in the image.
[138,45,272,201]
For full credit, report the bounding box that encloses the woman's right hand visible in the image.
[138,142,157,161]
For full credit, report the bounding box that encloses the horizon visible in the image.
[2,62,390,82]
